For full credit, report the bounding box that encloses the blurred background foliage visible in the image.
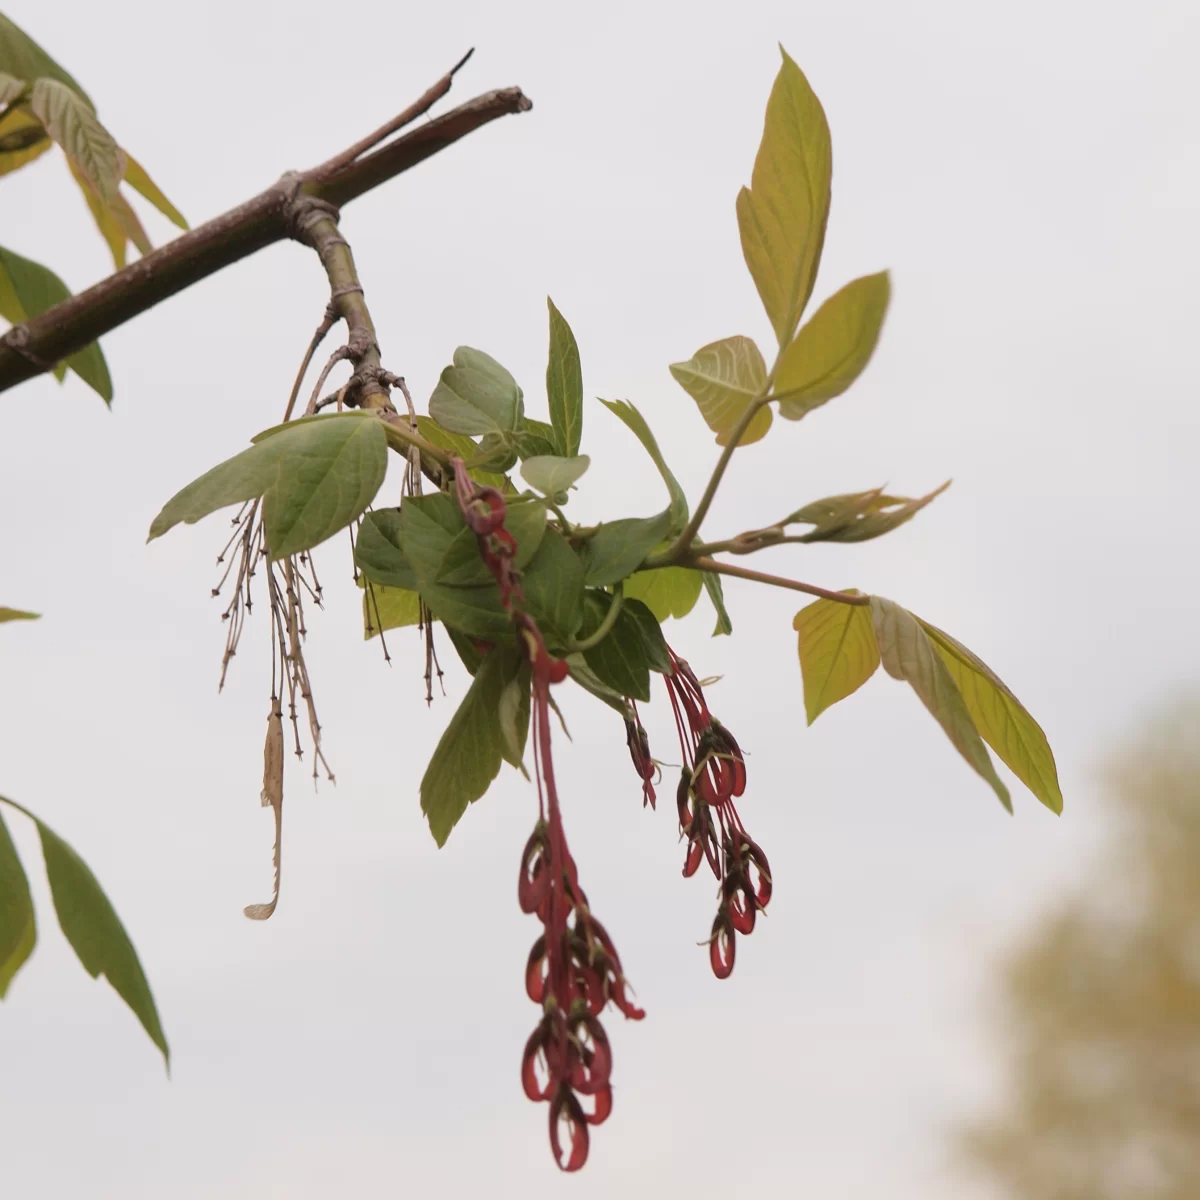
[960,696,1200,1200]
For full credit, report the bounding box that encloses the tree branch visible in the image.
[0,84,532,394]
[306,48,476,182]
[687,555,870,605]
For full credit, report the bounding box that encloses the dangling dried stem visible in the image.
[364,577,392,664]
[422,606,444,705]
[283,558,335,784]
[215,500,265,691]
[281,304,341,424]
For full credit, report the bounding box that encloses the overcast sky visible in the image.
[1,1,1197,1196]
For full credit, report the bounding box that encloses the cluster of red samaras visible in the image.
[451,463,772,1171]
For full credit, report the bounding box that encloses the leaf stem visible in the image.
[379,412,451,469]
[565,585,624,652]
[545,499,575,534]
[654,394,767,564]
[686,556,868,605]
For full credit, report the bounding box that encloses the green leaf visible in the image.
[428,346,522,436]
[413,415,509,489]
[702,572,733,636]
[546,298,583,456]
[598,398,689,533]
[621,598,672,673]
[355,509,419,590]
[623,565,703,623]
[447,627,487,676]
[512,428,559,461]
[397,495,512,641]
[520,454,590,498]
[788,481,950,543]
[0,15,94,107]
[792,592,877,724]
[578,596,653,702]
[122,152,187,229]
[36,812,169,1062]
[521,529,586,647]
[920,621,1063,814]
[436,496,547,585]
[565,656,635,721]
[0,244,111,402]
[29,78,122,203]
[497,662,532,773]
[435,527,507,587]
[774,272,891,419]
[420,647,525,846]
[0,606,39,623]
[360,579,421,639]
[737,47,832,347]
[0,808,35,998]
[870,597,1011,812]
[669,335,773,447]
[264,418,388,560]
[582,509,672,587]
[147,413,387,561]
[469,430,519,472]
[521,416,558,444]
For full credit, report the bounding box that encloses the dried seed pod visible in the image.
[245,698,284,921]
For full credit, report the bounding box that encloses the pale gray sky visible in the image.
[1,1,1197,1196]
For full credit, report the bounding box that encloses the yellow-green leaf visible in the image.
[123,152,187,229]
[0,106,52,178]
[360,579,421,639]
[414,415,509,490]
[787,480,950,544]
[112,189,151,256]
[920,621,1063,814]
[0,808,35,998]
[793,592,878,724]
[623,565,703,622]
[0,71,25,105]
[74,166,126,267]
[30,78,122,203]
[737,47,832,347]
[0,606,39,623]
[669,335,773,447]
[775,271,891,420]
[870,596,1012,811]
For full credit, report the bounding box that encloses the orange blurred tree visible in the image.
[960,698,1200,1199]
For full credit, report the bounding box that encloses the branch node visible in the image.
[276,172,344,245]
